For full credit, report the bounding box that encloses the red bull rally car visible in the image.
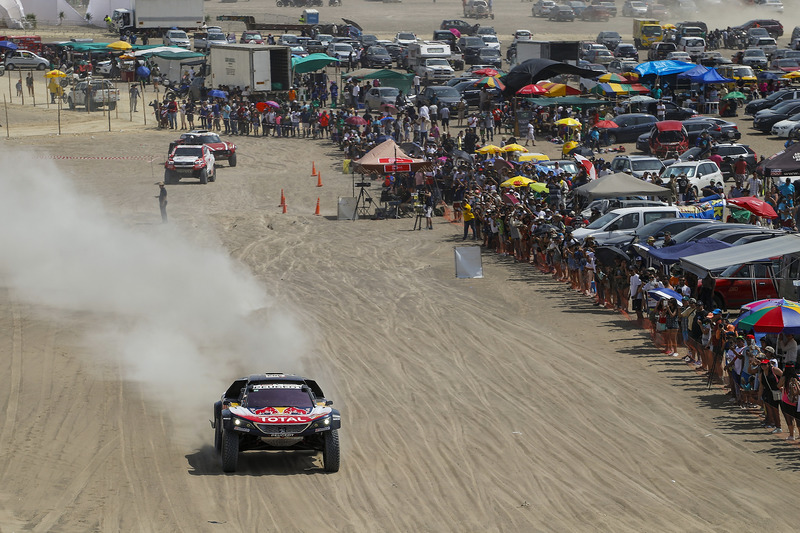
[212,373,341,473]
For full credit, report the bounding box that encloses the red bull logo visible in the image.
[252,406,279,415]
[282,407,310,415]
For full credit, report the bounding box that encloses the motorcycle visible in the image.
[328,0,341,6]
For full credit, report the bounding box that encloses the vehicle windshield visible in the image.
[744,50,765,57]
[398,33,415,40]
[370,46,388,55]
[483,36,498,43]
[428,58,450,66]
[586,211,619,230]
[245,387,313,409]
[168,31,187,39]
[480,49,500,57]
[732,66,755,77]
[632,159,664,171]
[432,87,460,97]
[662,165,696,178]
[174,146,202,157]
[244,32,262,40]
[334,44,353,51]
[208,31,225,40]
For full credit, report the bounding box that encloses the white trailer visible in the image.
[407,42,454,83]
[208,44,292,92]
[112,0,204,33]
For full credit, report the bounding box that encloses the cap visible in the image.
[764,346,775,354]
[746,334,755,339]
[713,309,722,314]
[760,359,771,364]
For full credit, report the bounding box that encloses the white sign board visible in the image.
[454,246,483,279]
[338,197,358,220]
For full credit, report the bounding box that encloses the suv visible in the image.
[163,29,190,48]
[67,79,120,111]
[464,0,492,19]
[745,88,800,115]
[647,41,676,60]
[440,19,481,35]
[622,0,647,16]
[458,36,487,64]
[753,100,800,132]
[170,130,237,167]
[735,19,783,38]
[417,85,462,106]
[661,160,723,196]
[532,0,556,16]
[610,155,665,177]
[677,143,757,179]
[164,144,216,184]
[4,50,49,70]
[361,45,393,68]
[596,31,622,49]
[212,373,341,473]
[549,6,576,21]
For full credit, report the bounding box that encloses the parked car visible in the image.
[598,1,617,16]
[580,198,669,219]
[458,36,487,65]
[477,47,502,68]
[361,46,393,68]
[327,42,354,61]
[744,88,800,115]
[753,100,800,132]
[753,37,778,58]
[605,113,659,143]
[364,86,404,112]
[637,118,739,152]
[600,218,714,248]
[464,0,492,18]
[648,121,689,157]
[416,85,462,107]
[572,206,681,244]
[610,155,665,177]
[67,79,120,111]
[699,51,732,67]
[622,0,647,16]
[734,19,783,38]
[770,112,800,137]
[660,160,724,196]
[532,0,556,16]
[481,34,501,50]
[549,5,575,21]
[476,26,497,36]
[647,41,676,60]
[569,1,588,16]
[580,4,610,20]
[711,260,781,310]
[614,43,638,60]
[641,100,696,120]
[596,31,623,49]
[239,31,264,44]
[608,59,638,73]
[677,143,757,179]
[163,29,190,48]
[394,31,417,46]
[3,50,49,70]
[585,48,614,65]
[440,19,481,35]
[666,51,692,62]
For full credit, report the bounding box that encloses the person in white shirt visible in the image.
[779,333,798,366]
[524,120,536,146]
[747,174,762,197]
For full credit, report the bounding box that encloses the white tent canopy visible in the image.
[0,0,25,29]
[680,234,800,278]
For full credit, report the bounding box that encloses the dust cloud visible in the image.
[0,149,309,415]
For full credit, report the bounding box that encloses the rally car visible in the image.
[212,373,341,473]
[170,130,237,167]
[164,144,216,184]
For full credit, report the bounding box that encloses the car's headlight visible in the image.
[313,417,332,428]
[233,417,253,429]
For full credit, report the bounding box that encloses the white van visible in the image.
[678,37,706,60]
[571,206,681,244]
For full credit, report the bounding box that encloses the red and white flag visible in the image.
[574,154,597,181]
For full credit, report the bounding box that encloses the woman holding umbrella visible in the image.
[757,355,784,433]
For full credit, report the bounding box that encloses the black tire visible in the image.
[209,168,216,182]
[67,97,75,110]
[221,429,239,473]
[165,169,177,184]
[322,429,340,473]
[5,63,14,70]
[214,411,222,454]
[199,168,208,184]
[108,101,117,111]
[607,133,617,144]
[229,152,237,167]
[37,63,46,71]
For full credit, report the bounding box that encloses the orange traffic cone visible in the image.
[279,188,285,207]
[282,202,287,214]
[314,198,320,216]
[316,173,323,187]
[311,161,317,176]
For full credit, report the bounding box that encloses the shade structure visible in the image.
[634,60,696,76]
[759,142,800,178]
[501,58,603,98]
[0,40,18,50]
[535,82,580,97]
[107,40,132,50]
[500,176,534,187]
[352,138,433,175]
[574,172,671,199]
[591,82,650,96]
[727,196,778,219]
[736,303,800,334]
[648,288,683,305]
[476,144,503,154]
[594,119,618,129]
[647,238,731,266]
[291,52,339,74]
[516,83,548,95]
[207,89,228,98]
[679,234,800,278]
[472,67,500,77]
[341,68,414,93]
[502,143,528,153]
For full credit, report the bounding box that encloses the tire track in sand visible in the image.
[0,293,23,479]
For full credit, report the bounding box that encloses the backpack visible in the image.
[789,377,800,403]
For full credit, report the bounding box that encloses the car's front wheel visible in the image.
[322,429,340,473]
[67,97,75,110]
[199,168,208,184]
[5,63,14,70]
[37,63,46,71]
[229,152,237,167]
[221,429,239,473]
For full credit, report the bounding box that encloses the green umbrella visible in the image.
[529,182,549,193]
[722,91,746,100]
[291,53,340,74]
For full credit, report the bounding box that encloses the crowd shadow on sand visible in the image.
[187,445,326,476]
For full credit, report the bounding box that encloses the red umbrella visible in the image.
[727,196,778,219]
[473,67,499,77]
[255,102,269,112]
[379,102,399,114]
[345,116,368,126]
[449,28,461,38]
[516,84,548,95]
[594,120,618,129]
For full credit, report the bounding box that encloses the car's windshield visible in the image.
[379,87,399,96]
[632,159,664,171]
[744,49,765,57]
[663,165,697,178]
[245,386,313,409]
[586,212,619,230]
[244,32,262,40]
[370,46,388,55]
[433,87,459,97]
[334,44,353,51]
[175,146,202,157]
[480,48,500,57]
[207,31,225,40]
[168,31,187,39]
[196,134,221,143]
[398,33,415,40]
[428,58,450,66]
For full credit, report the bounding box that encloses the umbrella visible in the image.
[597,73,630,83]
[345,116,368,126]
[555,118,581,127]
[449,28,461,38]
[453,149,474,163]
[0,40,19,50]
[500,176,534,187]
[736,298,800,322]
[136,65,151,77]
[736,303,800,334]
[529,182,549,193]
[264,100,281,108]
[207,89,228,98]
[569,146,594,157]
[503,143,528,153]
[783,71,800,79]
[593,119,618,129]
[107,40,133,50]
[727,196,778,219]
[379,116,395,123]
[648,288,684,306]
[475,144,503,154]
[473,77,505,90]
[623,71,640,80]
[516,83,548,95]
[44,69,67,78]
[627,95,655,104]
[518,153,549,162]
[722,91,747,100]
[472,67,499,77]
[379,102,399,114]
[503,193,520,205]
[594,245,631,266]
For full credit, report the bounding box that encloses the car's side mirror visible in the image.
[325,400,334,406]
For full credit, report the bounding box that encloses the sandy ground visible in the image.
[2,4,800,533]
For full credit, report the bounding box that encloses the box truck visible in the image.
[513,40,580,65]
[633,19,662,49]
[112,0,204,34]
[208,44,292,92]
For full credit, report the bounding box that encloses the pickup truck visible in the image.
[414,58,455,83]
[67,80,120,111]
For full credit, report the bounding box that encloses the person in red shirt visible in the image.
[734,156,749,189]
[318,111,330,138]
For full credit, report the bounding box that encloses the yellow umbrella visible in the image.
[107,40,133,50]
[562,141,579,157]
[44,69,67,78]
[529,182,549,193]
[782,71,800,79]
[119,53,134,60]
[503,143,528,153]
[555,118,581,127]
[475,144,503,154]
[518,153,550,162]
[500,176,534,188]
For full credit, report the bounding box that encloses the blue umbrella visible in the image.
[136,65,151,78]
[379,116,395,122]
[648,287,684,306]
[208,89,228,98]
[0,40,18,50]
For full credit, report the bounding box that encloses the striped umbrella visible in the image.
[597,73,630,83]
[736,302,800,334]
[472,67,500,77]
[516,83,549,95]
[735,299,800,323]
[473,76,505,90]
